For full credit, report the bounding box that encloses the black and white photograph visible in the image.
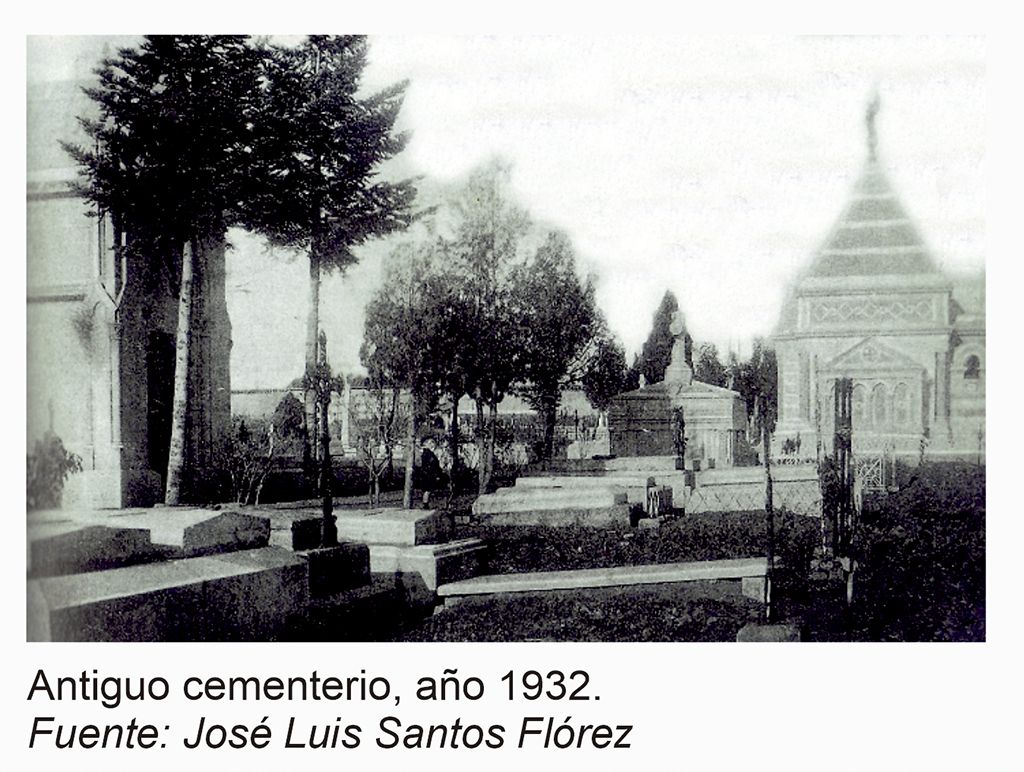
[25,33,986,645]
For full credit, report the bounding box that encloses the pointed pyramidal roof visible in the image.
[804,95,939,279]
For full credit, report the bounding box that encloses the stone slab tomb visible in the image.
[27,510,272,577]
[370,538,488,607]
[28,546,308,642]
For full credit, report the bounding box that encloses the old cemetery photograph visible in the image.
[26,35,985,642]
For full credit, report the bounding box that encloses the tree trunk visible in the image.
[475,397,487,495]
[542,395,558,461]
[448,395,460,498]
[403,393,418,509]
[386,387,400,485]
[303,254,320,482]
[484,400,498,491]
[165,239,195,506]
[763,422,775,621]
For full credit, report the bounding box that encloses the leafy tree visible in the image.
[350,375,407,507]
[581,334,628,412]
[517,230,600,460]
[694,342,727,387]
[271,392,307,458]
[65,35,263,504]
[243,35,417,479]
[447,159,533,493]
[727,338,778,440]
[361,234,452,507]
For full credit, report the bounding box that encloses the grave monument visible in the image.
[608,312,748,469]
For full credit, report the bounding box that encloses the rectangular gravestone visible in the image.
[369,538,488,607]
[296,543,370,598]
[27,524,166,578]
[28,546,308,642]
[152,511,271,556]
[335,508,451,546]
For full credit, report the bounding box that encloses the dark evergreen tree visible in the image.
[581,334,628,412]
[727,338,778,439]
[622,353,640,391]
[694,342,728,387]
[636,290,691,384]
[243,35,418,479]
[65,35,263,504]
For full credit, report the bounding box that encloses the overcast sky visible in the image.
[28,35,986,389]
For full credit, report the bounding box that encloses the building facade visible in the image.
[771,110,984,461]
[28,69,232,508]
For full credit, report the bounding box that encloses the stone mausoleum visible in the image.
[771,102,984,460]
[609,313,748,468]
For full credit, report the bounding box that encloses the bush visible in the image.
[27,431,82,510]
[226,418,279,505]
[850,462,985,641]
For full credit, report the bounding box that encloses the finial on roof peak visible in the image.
[866,88,881,161]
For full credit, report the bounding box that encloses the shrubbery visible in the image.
[27,431,82,510]
[849,462,985,641]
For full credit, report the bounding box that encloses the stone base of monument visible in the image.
[270,508,451,550]
[472,485,633,527]
[684,468,822,516]
[296,543,370,598]
[336,508,451,545]
[28,546,309,642]
[369,538,488,607]
[741,575,768,602]
[477,504,633,528]
[514,475,650,505]
[736,622,803,642]
[298,574,407,640]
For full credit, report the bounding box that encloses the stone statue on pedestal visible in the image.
[664,311,693,388]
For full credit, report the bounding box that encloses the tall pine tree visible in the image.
[65,35,263,504]
[243,36,418,481]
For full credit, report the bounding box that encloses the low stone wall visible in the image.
[438,557,769,604]
[684,479,821,516]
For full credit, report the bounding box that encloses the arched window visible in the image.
[871,383,888,428]
[852,383,868,428]
[964,355,981,380]
[893,383,911,427]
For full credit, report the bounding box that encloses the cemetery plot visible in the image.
[397,583,762,642]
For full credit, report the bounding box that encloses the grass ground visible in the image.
[456,511,818,574]
[394,582,762,642]
[306,461,985,642]
[844,462,985,641]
